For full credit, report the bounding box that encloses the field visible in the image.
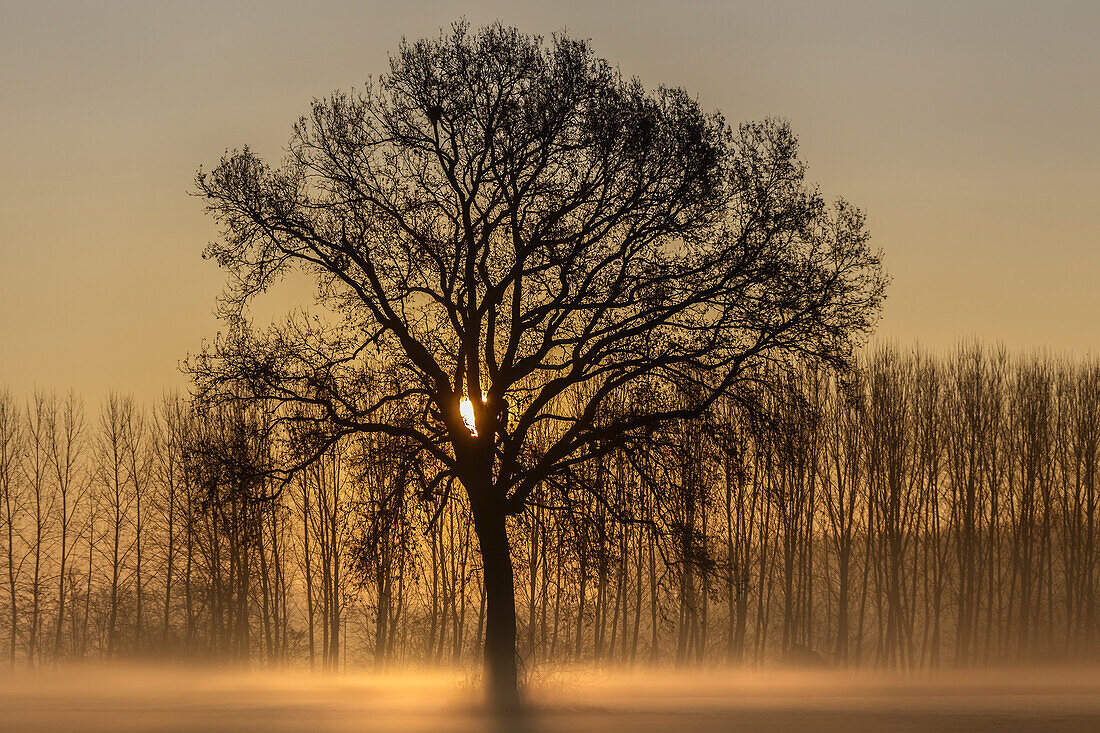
[2,665,1099,732]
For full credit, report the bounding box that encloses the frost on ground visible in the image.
[1,665,1099,732]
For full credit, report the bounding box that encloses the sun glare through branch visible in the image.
[460,397,478,436]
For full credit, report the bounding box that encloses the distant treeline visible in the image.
[1,343,1098,671]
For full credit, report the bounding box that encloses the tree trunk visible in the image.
[472,501,519,708]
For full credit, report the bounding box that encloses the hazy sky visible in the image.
[2,0,1098,404]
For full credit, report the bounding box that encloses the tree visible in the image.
[22,391,53,667]
[191,22,885,704]
[95,392,136,658]
[0,389,23,667]
[49,391,86,660]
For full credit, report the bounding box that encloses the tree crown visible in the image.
[192,21,886,512]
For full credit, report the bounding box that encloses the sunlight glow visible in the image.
[460,397,477,436]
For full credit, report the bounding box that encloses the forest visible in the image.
[1,343,1097,674]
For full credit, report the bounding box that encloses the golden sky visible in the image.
[2,1,1098,403]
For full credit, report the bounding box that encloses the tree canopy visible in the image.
[194,23,883,500]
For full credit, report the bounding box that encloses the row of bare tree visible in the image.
[1,344,1098,670]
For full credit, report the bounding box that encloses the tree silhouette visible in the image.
[191,22,885,705]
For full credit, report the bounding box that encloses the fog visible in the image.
[3,665,1100,732]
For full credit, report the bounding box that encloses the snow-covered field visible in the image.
[2,665,1098,732]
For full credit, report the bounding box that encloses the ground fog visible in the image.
[2,665,1099,732]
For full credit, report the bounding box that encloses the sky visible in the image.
[1,0,1098,404]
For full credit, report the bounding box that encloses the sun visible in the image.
[459,397,478,436]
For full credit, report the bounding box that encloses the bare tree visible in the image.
[49,391,86,660]
[151,393,192,651]
[96,393,135,657]
[190,22,884,703]
[822,369,865,666]
[22,391,55,667]
[124,405,149,652]
[0,390,23,667]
